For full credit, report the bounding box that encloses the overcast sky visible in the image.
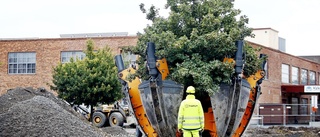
[0,0,319,56]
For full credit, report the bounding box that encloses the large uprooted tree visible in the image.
[123,0,266,96]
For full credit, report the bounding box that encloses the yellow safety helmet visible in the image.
[186,86,195,94]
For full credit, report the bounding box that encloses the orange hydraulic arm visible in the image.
[115,55,171,137]
[119,67,157,137]
[156,58,169,80]
[232,54,266,137]
[232,70,265,137]
[115,55,157,137]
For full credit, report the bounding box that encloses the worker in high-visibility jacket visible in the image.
[177,86,204,137]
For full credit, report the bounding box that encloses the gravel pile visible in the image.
[0,87,134,137]
[101,127,135,137]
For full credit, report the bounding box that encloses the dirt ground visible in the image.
[1,87,320,137]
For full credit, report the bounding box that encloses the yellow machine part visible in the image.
[119,67,157,137]
[156,58,169,80]
[223,58,236,65]
[232,70,265,137]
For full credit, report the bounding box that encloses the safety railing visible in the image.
[250,115,264,126]
[252,103,320,126]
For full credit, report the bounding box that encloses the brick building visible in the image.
[247,28,320,125]
[0,36,138,95]
[250,41,320,103]
[256,43,320,124]
[1,29,320,124]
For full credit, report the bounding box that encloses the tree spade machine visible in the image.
[115,41,266,137]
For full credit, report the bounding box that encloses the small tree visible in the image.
[123,0,265,96]
[51,40,122,107]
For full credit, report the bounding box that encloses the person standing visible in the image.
[177,86,204,137]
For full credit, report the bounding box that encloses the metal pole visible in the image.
[283,104,286,126]
[310,104,313,122]
[257,103,260,125]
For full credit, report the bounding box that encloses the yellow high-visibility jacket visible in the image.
[178,95,204,130]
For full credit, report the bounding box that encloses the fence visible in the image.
[251,103,320,126]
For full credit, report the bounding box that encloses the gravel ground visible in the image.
[243,126,320,137]
[0,87,133,137]
[1,87,320,137]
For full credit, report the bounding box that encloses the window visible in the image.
[301,69,308,85]
[8,52,36,74]
[61,51,85,63]
[264,61,268,80]
[300,98,308,115]
[291,67,299,84]
[309,71,316,85]
[281,64,289,83]
[318,72,320,84]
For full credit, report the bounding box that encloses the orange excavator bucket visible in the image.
[115,45,184,137]
[206,41,266,137]
[138,42,184,137]
[232,54,266,137]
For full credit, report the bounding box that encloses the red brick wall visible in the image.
[249,42,320,104]
[0,36,138,95]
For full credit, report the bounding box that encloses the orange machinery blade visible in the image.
[232,70,265,137]
[118,58,172,137]
[119,67,157,137]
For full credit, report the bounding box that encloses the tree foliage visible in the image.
[123,0,266,96]
[51,40,122,106]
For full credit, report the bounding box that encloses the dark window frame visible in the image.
[301,69,308,85]
[309,71,316,85]
[8,52,36,74]
[281,64,289,83]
